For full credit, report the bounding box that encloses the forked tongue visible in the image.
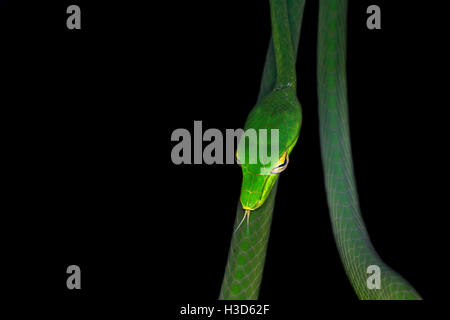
[234,209,251,235]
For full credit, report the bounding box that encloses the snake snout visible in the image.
[240,191,262,211]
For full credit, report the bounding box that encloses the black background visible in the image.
[1,0,446,316]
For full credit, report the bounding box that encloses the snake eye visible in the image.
[270,152,289,174]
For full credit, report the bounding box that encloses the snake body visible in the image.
[317,0,420,299]
[220,0,421,300]
[219,0,305,300]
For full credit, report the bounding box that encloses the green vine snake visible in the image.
[219,0,421,300]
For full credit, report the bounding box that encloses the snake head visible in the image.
[237,88,301,212]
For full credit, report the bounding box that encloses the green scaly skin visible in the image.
[238,0,302,212]
[317,0,421,299]
[220,0,305,300]
[220,0,421,300]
